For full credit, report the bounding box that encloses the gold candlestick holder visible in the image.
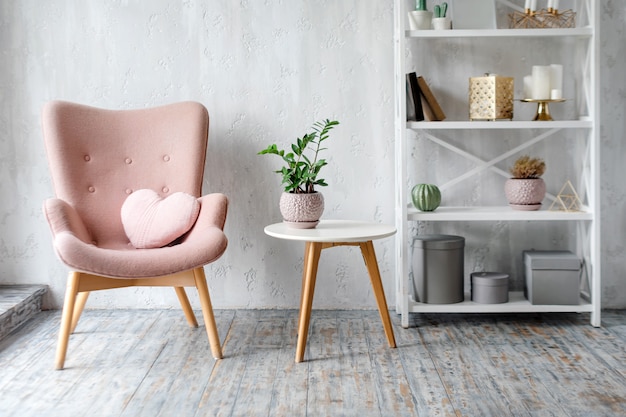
[521,98,566,121]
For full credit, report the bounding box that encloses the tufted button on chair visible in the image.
[42,100,228,369]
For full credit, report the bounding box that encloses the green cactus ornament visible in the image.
[416,0,428,11]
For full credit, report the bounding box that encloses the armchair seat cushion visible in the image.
[44,193,228,278]
[121,189,200,249]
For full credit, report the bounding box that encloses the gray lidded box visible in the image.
[524,250,581,305]
[412,234,465,304]
[471,272,509,304]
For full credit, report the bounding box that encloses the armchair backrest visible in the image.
[42,101,209,248]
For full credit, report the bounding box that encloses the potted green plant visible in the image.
[409,0,433,30]
[504,155,546,210]
[258,119,339,228]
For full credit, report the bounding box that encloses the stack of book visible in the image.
[406,72,446,121]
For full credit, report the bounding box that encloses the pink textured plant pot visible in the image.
[504,178,546,210]
[279,192,324,228]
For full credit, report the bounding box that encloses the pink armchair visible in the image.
[42,101,228,369]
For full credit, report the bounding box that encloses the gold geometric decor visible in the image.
[548,180,582,212]
[509,9,576,29]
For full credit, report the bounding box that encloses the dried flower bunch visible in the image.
[509,155,546,179]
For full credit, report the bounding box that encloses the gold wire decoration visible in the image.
[509,9,576,29]
[549,180,582,212]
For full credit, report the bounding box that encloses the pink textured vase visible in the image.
[504,178,546,210]
[279,192,324,228]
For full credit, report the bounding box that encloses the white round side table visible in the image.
[264,220,397,362]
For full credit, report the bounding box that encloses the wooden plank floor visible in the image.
[0,309,624,416]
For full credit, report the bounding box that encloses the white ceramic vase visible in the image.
[432,17,451,30]
[279,192,324,228]
[408,10,433,30]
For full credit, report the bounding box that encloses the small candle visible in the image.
[524,0,530,12]
[553,0,560,11]
[530,0,537,11]
[524,75,533,99]
[532,65,551,100]
[550,64,563,94]
[547,0,554,11]
[551,89,562,100]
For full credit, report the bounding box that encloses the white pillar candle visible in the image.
[550,64,563,94]
[524,75,533,99]
[553,0,559,11]
[530,0,537,11]
[547,0,553,10]
[524,0,530,11]
[532,65,551,100]
[551,89,563,100]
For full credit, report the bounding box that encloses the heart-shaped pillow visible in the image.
[121,189,200,249]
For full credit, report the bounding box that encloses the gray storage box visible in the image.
[471,272,509,304]
[524,250,581,305]
[412,235,465,304]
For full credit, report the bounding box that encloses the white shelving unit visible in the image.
[393,0,600,328]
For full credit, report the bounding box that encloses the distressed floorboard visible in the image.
[306,312,348,416]
[0,310,624,417]
[229,312,288,417]
[335,314,380,416]
[120,310,236,417]
[62,310,168,417]
[195,310,261,416]
[267,310,308,417]
[151,309,236,417]
[388,314,456,416]
[511,316,626,416]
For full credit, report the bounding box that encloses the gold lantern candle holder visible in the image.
[469,74,514,121]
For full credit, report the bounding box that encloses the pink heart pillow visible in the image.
[121,189,200,249]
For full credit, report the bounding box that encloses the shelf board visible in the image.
[408,291,593,314]
[407,206,594,221]
[405,28,593,39]
[407,120,593,130]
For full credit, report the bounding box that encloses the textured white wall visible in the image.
[0,0,624,310]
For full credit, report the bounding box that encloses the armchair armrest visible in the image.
[184,193,229,243]
[43,198,92,244]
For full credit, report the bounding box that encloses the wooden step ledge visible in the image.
[0,285,48,341]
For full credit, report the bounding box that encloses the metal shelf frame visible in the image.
[393,0,600,328]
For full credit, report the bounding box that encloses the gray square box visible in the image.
[523,250,581,305]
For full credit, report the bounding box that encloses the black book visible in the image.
[406,72,424,122]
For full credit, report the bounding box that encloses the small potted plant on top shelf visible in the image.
[432,2,451,30]
[258,119,339,228]
[409,0,433,30]
[504,155,547,211]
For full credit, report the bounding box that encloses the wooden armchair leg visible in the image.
[174,286,198,327]
[70,291,90,333]
[193,268,223,360]
[55,271,81,370]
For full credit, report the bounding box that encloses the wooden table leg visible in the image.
[297,242,312,331]
[360,241,396,348]
[296,241,322,363]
